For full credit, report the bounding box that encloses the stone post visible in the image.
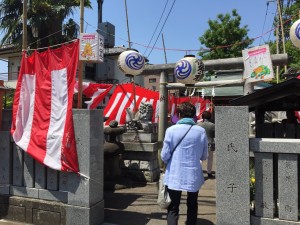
[0,80,4,130]
[0,131,12,195]
[158,71,168,169]
[215,106,250,225]
[64,109,104,225]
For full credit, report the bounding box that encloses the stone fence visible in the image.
[0,109,104,225]
[215,106,300,225]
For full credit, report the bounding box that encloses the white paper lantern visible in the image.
[174,55,205,85]
[290,19,300,49]
[118,50,145,76]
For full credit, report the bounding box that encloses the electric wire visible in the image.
[146,0,177,59]
[267,3,278,42]
[83,11,294,54]
[3,10,298,58]
[10,21,78,52]
[142,0,169,56]
[259,1,270,45]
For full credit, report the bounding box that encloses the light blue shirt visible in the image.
[161,123,208,192]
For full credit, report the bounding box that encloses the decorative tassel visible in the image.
[190,88,195,96]
[201,88,205,98]
[184,88,188,96]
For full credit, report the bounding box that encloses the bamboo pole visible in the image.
[77,0,85,109]
[277,0,287,73]
[124,0,131,49]
[22,0,28,51]
[276,25,279,84]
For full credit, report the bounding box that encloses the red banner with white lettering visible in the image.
[11,41,79,173]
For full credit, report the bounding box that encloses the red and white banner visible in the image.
[104,83,159,125]
[74,82,113,109]
[11,41,79,173]
[169,96,211,121]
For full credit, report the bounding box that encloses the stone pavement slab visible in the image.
[103,161,216,225]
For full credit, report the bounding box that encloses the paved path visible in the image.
[0,163,216,225]
[103,161,216,225]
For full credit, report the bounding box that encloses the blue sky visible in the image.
[84,0,278,64]
[0,0,278,77]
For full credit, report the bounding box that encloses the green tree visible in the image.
[2,90,14,109]
[198,9,253,60]
[266,0,300,81]
[269,39,300,71]
[0,0,91,49]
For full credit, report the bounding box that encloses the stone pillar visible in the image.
[0,131,12,195]
[64,109,104,225]
[255,153,274,218]
[0,80,4,130]
[215,106,250,225]
[278,154,298,221]
[1,109,12,131]
[158,71,168,169]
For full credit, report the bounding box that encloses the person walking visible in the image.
[198,111,215,179]
[161,102,208,225]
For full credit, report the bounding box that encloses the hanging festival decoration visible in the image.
[79,33,104,62]
[212,86,215,97]
[174,55,205,85]
[290,19,300,49]
[184,88,188,96]
[190,88,196,96]
[118,49,145,76]
[201,88,205,98]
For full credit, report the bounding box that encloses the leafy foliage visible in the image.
[282,0,300,40]
[198,9,253,60]
[0,0,91,49]
[2,90,14,109]
[266,0,300,83]
[249,158,255,202]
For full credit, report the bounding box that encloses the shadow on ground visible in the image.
[104,192,141,209]
[104,209,214,225]
[196,218,214,225]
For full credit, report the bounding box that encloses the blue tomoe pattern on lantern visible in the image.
[174,60,192,80]
[295,23,300,40]
[125,52,145,70]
